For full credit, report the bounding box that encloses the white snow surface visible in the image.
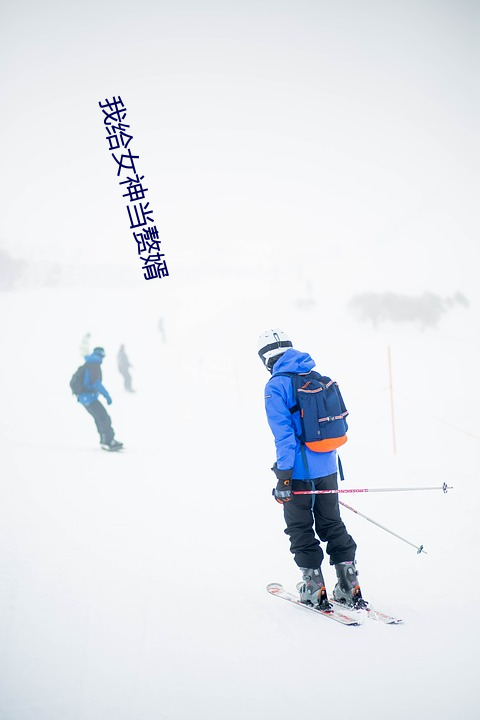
[0,280,478,720]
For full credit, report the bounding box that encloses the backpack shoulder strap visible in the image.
[273,371,303,414]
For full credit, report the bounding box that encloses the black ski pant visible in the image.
[83,400,114,445]
[283,473,356,570]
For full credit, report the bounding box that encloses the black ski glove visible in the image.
[271,463,293,481]
[271,464,293,504]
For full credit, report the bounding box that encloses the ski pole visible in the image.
[338,499,427,554]
[292,482,452,496]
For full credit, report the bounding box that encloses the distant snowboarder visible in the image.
[70,346,123,451]
[257,328,366,610]
[117,344,134,392]
[80,332,91,358]
[158,317,166,343]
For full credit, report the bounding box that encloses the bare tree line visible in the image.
[348,291,469,329]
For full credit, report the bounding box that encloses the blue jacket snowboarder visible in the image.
[258,328,366,610]
[75,347,123,451]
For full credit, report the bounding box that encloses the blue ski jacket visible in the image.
[264,348,337,480]
[77,351,112,407]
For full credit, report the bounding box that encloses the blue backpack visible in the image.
[276,371,348,452]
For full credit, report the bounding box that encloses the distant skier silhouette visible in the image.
[80,332,91,358]
[117,344,134,392]
[158,317,166,343]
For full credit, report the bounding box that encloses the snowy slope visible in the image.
[0,279,478,720]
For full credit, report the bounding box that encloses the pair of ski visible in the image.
[267,583,403,626]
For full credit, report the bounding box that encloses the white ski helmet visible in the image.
[257,328,293,370]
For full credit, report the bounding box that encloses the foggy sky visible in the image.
[1,0,479,295]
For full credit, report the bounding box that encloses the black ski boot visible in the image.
[297,568,332,611]
[333,561,368,609]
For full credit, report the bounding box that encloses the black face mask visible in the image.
[267,354,283,373]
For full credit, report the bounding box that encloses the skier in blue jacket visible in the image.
[77,347,123,451]
[258,329,366,610]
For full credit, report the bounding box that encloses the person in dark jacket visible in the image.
[258,328,366,610]
[77,347,123,451]
[117,344,134,392]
